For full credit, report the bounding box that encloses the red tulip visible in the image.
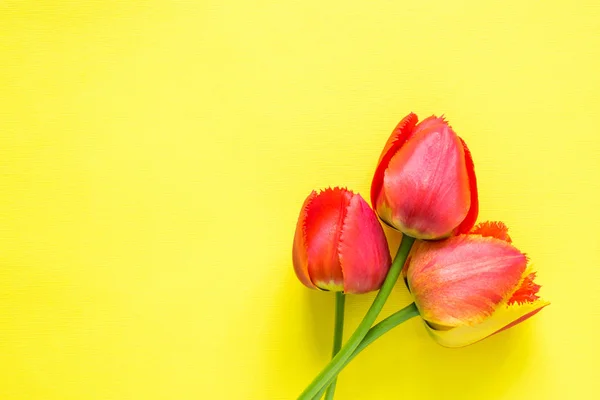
[402,221,549,347]
[293,188,391,294]
[371,113,478,239]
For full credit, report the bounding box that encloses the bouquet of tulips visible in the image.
[293,113,549,399]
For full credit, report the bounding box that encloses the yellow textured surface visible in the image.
[1,1,599,399]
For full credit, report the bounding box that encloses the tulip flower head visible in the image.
[293,188,391,294]
[403,221,549,347]
[371,113,478,240]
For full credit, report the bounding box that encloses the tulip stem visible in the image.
[315,302,420,394]
[320,292,345,400]
[350,302,419,361]
[298,235,416,400]
[313,302,418,400]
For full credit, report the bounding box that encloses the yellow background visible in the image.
[1,1,599,399]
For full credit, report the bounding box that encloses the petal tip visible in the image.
[470,221,512,242]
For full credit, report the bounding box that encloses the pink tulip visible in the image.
[293,188,391,294]
[371,113,478,240]
[402,221,549,347]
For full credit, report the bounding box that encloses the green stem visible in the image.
[317,303,420,392]
[313,302,418,400]
[314,385,327,400]
[298,235,415,399]
[350,302,419,362]
[322,292,345,400]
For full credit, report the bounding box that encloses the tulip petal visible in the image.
[411,115,450,136]
[292,190,317,289]
[407,235,527,326]
[383,122,471,239]
[339,195,392,294]
[508,271,541,305]
[370,113,418,209]
[470,221,512,242]
[454,138,479,234]
[425,298,549,347]
[305,187,353,291]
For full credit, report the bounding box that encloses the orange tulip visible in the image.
[371,113,478,239]
[293,188,391,294]
[403,221,549,347]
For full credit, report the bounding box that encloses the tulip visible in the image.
[293,187,394,399]
[403,221,549,347]
[371,113,478,240]
[296,222,548,395]
[293,187,391,294]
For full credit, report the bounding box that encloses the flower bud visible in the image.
[293,188,391,294]
[371,113,478,239]
[403,221,549,347]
